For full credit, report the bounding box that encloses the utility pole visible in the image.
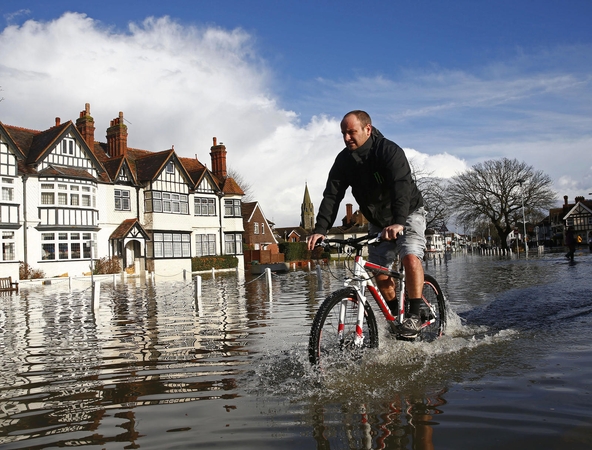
[517,179,528,258]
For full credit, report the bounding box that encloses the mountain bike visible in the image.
[308,234,447,368]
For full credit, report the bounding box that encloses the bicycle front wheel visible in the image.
[418,274,447,341]
[308,287,379,368]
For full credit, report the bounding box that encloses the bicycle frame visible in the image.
[331,236,437,344]
[344,246,401,344]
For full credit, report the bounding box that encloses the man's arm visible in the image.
[312,153,349,235]
[381,142,414,226]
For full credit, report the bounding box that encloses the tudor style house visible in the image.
[549,195,592,246]
[0,103,244,280]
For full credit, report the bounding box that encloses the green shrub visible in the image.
[278,242,311,261]
[192,255,238,271]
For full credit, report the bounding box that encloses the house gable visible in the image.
[241,201,278,245]
[195,172,219,194]
[114,159,136,185]
[136,150,193,194]
[0,123,26,167]
[563,201,592,231]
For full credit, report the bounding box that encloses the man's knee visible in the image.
[402,253,423,271]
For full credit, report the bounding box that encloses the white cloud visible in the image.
[2,12,589,228]
[405,149,468,178]
[0,12,458,227]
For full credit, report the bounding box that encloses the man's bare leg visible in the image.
[402,254,424,299]
[375,273,396,312]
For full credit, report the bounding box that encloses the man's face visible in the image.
[341,115,371,151]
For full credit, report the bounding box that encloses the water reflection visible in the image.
[0,253,591,449]
[311,390,446,450]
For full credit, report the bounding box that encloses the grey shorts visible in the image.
[368,207,426,268]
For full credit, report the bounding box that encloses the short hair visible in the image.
[343,110,372,127]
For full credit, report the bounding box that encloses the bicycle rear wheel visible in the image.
[308,287,379,368]
[417,274,446,341]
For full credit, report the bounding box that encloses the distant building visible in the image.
[241,201,284,266]
[300,183,315,231]
[549,195,592,246]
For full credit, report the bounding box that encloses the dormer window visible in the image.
[61,138,75,155]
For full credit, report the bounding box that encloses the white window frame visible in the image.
[114,189,131,211]
[224,233,243,255]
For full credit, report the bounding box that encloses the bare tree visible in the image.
[227,166,255,203]
[447,158,556,250]
[409,160,451,230]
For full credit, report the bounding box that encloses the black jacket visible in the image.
[314,128,423,235]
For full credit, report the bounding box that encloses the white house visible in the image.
[0,103,244,280]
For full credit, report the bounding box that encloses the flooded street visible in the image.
[1,251,592,449]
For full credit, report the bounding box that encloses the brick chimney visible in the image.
[575,196,585,203]
[564,195,568,206]
[75,103,95,150]
[346,203,353,224]
[210,137,227,179]
[106,112,128,157]
[55,117,61,126]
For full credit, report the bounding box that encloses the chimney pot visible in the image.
[55,117,60,126]
[210,138,227,179]
[76,103,95,149]
[106,112,128,157]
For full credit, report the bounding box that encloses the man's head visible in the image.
[341,110,372,151]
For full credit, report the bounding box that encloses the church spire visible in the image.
[301,183,315,231]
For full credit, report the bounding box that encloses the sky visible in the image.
[1,0,591,227]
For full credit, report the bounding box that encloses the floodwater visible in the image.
[1,250,592,449]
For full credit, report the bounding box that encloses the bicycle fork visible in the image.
[337,288,367,347]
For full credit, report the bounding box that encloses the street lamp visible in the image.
[517,179,528,258]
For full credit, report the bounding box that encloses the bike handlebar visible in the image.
[316,233,382,250]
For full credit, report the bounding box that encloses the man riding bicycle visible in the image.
[307,110,427,337]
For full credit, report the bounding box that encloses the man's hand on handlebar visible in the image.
[307,233,325,251]
[381,224,404,241]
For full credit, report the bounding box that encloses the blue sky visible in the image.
[1,1,591,227]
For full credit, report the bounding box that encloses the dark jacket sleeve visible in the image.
[313,152,349,235]
[382,143,415,226]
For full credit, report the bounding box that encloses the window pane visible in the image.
[59,243,68,259]
[2,243,15,261]
[2,187,13,201]
[41,192,54,204]
[42,243,55,260]
[71,243,80,259]
[83,242,91,258]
